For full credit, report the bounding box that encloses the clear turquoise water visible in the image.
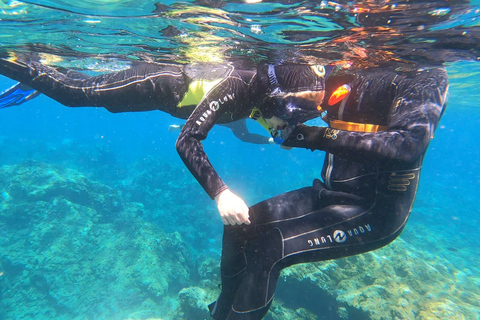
[0,1,480,319]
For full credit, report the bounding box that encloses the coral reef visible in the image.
[1,160,479,320]
[0,161,191,319]
[177,286,213,320]
[277,235,480,320]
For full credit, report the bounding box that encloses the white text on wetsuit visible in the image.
[307,224,372,247]
[195,93,235,126]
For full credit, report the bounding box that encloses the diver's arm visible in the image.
[221,119,273,144]
[282,122,432,162]
[283,68,449,162]
[176,75,251,225]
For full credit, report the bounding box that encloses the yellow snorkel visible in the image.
[249,107,279,138]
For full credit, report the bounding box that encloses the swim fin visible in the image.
[0,82,40,109]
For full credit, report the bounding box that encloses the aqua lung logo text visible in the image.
[196,109,213,126]
[347,224,372,237]
[307,234,333,247]
[307,224,372,247]
[195,93,235,126]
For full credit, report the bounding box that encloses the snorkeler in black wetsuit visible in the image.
[174,64,448,319]
[0,52,449,319]
[0,52,272,144]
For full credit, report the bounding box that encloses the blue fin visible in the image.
[0,82,40,109]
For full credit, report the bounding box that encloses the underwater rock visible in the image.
[275,236,480,320]
[0,161,123,224]
[0,161,192,320]
[196,256,220,285]
[267,300,318,320]
[2,160,477,320]
[177,286,213,320]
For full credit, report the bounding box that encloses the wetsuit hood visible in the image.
[259,64,334,124]
[270,64,333,93]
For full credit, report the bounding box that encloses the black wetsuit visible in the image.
[0,54,272,144]
[197,67,448,320]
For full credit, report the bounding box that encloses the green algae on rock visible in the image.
[0,161,191,320]
[276,236,480,320]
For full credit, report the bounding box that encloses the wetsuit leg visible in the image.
[209,225,249,319]
[217,179,412,320]
[0,57,187,113]
[209,188,317,319]
[210,187,317,319]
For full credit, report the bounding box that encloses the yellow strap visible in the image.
[329,120,387,133]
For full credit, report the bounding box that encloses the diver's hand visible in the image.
[278,125,295,149]
[280,125,295,141]
[282,123,327,151]
[214,189,251,226]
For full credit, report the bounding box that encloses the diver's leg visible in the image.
[225,204,379,320]
[209,225,251,319]
[210,187,317,320]
[226,228,284,320]
[0,55,186,112]
[224,181,411,319]
[216,187,319,320]
[0,55,82,106]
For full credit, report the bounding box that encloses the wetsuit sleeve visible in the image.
[176,74,249,199]
[283,68,449,163]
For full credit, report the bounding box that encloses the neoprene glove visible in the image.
[281,123,328,151]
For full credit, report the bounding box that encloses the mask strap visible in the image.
[268,65,280,88]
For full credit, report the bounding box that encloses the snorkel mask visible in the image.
[269,92,325,124]
[253,64,333,142]
[265,64,332,122]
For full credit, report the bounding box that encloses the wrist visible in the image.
[214,188,229,202]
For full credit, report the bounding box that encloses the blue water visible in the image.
[1,1,480,319]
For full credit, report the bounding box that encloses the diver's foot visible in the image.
[0,82,39,109]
